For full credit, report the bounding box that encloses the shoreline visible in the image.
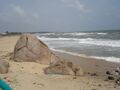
[0,35,120,76]
[51,48,120,63]
[54,51,120,77]
[0,35,120,90]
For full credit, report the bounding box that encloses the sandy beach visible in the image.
[0,35,120,90]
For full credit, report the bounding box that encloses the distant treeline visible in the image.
[0,31,53,36]
[5,31,22,36]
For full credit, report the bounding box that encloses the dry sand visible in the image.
[0,35,120,90]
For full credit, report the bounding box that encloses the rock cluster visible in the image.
[44,60,84,76]
[12,33,84,76]
[106,67,120,85]
[0,59,9,74]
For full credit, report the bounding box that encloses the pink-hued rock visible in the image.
[13,34,59,64]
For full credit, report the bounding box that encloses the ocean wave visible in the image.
[62,32,107,36]
[96,33,107,35]
[51,48,120,63]
[38,36,120,47]
[63,32,93,36]
[78,39,120,47]
[39,36,94,41]
[39,36,72,41]
[90,56,120,63]
[37,32,108,37]
[38,33,55,35]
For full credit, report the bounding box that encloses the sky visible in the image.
[0,0,120,32]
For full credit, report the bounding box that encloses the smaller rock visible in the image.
[44,60,75,75]
[33,82,36,85]
[67,62,84,76]
[108,76,114,80]
[7,79,12,83]
[44,60,84,76]
[116,67,120,71]
[106,71,111,75]
[3,77,8,80]
[90,73,98,76]
[98,84,102,87]
[0,60,9,74]
[112,70,119,76]
[114,69,120,76]
[104,79,108,81]
[115,78,120,85]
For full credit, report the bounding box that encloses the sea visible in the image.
[35,30,120,63]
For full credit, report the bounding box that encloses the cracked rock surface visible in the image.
[12,34,59,64]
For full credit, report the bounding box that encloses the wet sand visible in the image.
[54,51,120,78]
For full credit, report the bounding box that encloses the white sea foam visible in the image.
[37,35,120,63]
[96,33,107,35]
[39,37,71,41]
[51,48,120,63]
[38,33,55,35]
[78,39,120,47]
[63,32,107,36]
[40,36,94,41]
[36,32,107,37]
[63,32,94,36]
[90,56,120,63]
[38,36,120,48]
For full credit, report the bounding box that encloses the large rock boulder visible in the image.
[12,33,84,76]
[0,59,9,74]
[44,60,84,76]
[12,34,59,64]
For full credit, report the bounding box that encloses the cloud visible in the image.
[10,4,40,24]
[32,13,40,19]
[11,4,39,18]
[0,4,41,31]
[61,0,90,12]
[11,4,25,16]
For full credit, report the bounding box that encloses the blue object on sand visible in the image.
[0,79,12,90]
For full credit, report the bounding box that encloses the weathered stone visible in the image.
[12,34,59,64]
[44,60,75,75]
[116,78,120,85]
[0,60,9,74]
[67,62,84,76]
[90,73,98,76]
[108,76,115,80]
[44,60,84,76]
[106,71,111,75]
